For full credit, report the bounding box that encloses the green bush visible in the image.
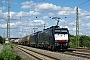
[0,36,4,44]
[0,44,23,60]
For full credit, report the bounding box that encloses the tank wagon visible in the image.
[30,26,70,51]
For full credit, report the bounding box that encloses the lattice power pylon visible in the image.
[76,7,79,47]
[7,0,10,39]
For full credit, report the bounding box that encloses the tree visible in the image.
[79,35,90,48]
[0,36,4,44]
[79,35,85,47]
[70,35,76,48]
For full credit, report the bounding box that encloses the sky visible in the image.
[0,0,90,38]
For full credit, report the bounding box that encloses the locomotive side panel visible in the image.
[30,34,36,46]
[38,32,43,45]
[44,32,49,45]
[48,29,55,46]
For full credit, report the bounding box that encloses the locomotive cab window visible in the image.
[60,30,68,34]
[55,30,60,34]
[55,29,68,34]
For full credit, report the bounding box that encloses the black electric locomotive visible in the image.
[30,26,70,51]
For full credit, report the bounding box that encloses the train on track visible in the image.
[14,26,70,51]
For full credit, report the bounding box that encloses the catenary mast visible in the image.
[76,7,79,47]
[7,0,10,40]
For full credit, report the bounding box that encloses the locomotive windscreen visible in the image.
[60,30,68,34]
[55,29,68,34]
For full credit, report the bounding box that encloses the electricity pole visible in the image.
[7,0,10,40]
[76,7,79,47]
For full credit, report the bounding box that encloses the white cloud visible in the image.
[48,13,54,16]
[43,16,49,19]
[59,19,67,24]
[35,2,61,12]
[0,6,6,11]
[21,5,31,9]
[1,0,90,37]
[21,1,36,9]
[58,11,69,15]
[86,22,90,27]
[1,0,6,3]
[29,11,40,16]
[32,20,46,26]
[85,15,90,19]
[9,12,16,18]
[34,20,43,23]
[16,11,40,18]
[57,7,76,16]
[0,24,7,28]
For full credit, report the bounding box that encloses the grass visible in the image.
[0,43,23,60]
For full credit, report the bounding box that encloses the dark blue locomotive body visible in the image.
[30,26,70,51]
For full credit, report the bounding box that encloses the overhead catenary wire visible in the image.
[29,0,45,18]
[78,0,90,6]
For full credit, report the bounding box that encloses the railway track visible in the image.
[16,45,59,60]
[68,48,90,53]
[63,48,90,59]
[63,51,90,59]
[15,45,90,60]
